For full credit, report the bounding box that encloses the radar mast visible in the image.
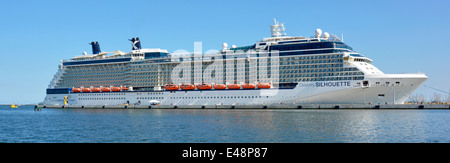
[270,19,286,37]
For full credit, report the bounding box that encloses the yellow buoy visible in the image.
[64,96,68,105]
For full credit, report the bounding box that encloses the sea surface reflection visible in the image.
[1,106,449,143]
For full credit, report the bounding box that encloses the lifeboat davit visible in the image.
[101,87,111,92]
[82,88,91,92]
[91,87,100,92]
[197,83,212,90]
[242,83,256,89]
[227,84,241,90]
[122,86,129,91]
[257,83,271,89]
[180,84,195,90]
[165,84,179,91]
[72,88,81,93]
[111,87,121,92]
[214,84,226,90]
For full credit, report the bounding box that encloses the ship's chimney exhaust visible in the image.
[129,37,142,50]
[90,41,101,54]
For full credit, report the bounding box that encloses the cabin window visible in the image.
[363,81,369,86]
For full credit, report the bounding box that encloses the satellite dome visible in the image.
[315,29,322,38]
[323,32,330,39]
[222,43,228,50]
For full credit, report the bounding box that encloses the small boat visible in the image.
[242,83,256,89]
[72,88,81,93]
[197,83,212,90]
[165,84,179,91]
[10,103,18,108]
[257,83,271,89]
[111,87,121,92]
[227,84,241,90]
[82,88,91,92]
[122,86,129,91]
[91,87,101,92]
[214,84,226,90]
[101,87,111,92]
[181,84,195,90]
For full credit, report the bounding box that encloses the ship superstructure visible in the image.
[43,19,427,106]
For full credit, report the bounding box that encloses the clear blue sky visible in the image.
[0,0,449,104]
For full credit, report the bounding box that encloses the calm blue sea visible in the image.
[1,105,450,143]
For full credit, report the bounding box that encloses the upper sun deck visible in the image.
[70,50,129,61]
[63,20,354,66]
[62,47,169,66]
[69,48,169,61]
[260,19,343,44]
[224,19,349,53]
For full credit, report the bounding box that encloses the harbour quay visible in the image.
[39,104,450,110]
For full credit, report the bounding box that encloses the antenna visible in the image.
[341,33,344,42]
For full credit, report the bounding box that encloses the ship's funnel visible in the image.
[90,41,101,54]
[129,37,142,50]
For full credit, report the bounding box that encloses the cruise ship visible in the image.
[42,19,428,106]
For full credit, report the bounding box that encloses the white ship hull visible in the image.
[42,74,427,106]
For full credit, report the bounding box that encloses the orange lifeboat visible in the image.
[122,86,129,91]
[82,88,91,92]
[214,84,226,90]
[111,87,121,92]
[197,83,212,90]
[165,84,179,91]
[242,83,256,89]
[180,84,195,90]
[227,84,241,90]
[91,87,101,92]
[257,83,271,89]
[101,87,111,92]
[72,88,81,93]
